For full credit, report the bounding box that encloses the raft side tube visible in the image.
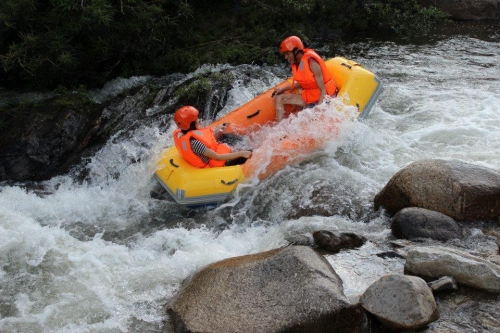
[325,57,383,117]
[210,80,292,134]
[154,146,245,205]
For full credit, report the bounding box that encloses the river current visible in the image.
[1,23,500,332]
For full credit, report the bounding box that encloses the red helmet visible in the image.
[279,36,304,53]
[174,106,199,130]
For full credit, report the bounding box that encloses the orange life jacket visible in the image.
[292,49,337,104]
[173,128,231,168]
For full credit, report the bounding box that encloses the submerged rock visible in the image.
[167,245,367,333]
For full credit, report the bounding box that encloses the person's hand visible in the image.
[272,88,284,97]
[214,122,229,133]
[241,150,252,159]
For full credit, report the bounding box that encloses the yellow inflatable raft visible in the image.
[154,57,382,206]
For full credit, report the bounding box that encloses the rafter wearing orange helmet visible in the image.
[172,106,252,168]
[174,106,199,130]
[273,36,337,121]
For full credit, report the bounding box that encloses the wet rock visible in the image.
[426,286,500,332]
[286,233,315,246]
[0,70,236,182]
[313,230,367,252]
[360,274,439,331]
[0,94,103,181]
[489,254,500,265]
[417,0,497,20]
[167,245,367,333]
[374,159,500,222]
[405,246,500,292]
[97,85,154,139]
[427,276,458,292]
[391,207,462,241]
[484,229,500,253]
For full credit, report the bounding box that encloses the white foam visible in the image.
[1,34,500,332]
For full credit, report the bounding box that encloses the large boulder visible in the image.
[374,159,500,221]
[360,274,439,331]
[167,246,367,333]
[391,207,462,241]
[405,246,500,292]
[417,0,498,20]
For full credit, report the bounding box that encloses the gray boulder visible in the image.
[360,274,439,331]
[374,159,500,221]
[167,245,367,333]
[405,246,500,292]
[391,207,462,241]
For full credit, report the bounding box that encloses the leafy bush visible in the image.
[0,0,192,89]
[0,0,445,91]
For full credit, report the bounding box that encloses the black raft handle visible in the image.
[246,109,260,119]
[169,159,179,168]
[221,179,238,186]
[341,62,352,69]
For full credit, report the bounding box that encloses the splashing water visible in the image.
[1,28,500,332]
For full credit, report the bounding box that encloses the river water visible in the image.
[1,23,500,332]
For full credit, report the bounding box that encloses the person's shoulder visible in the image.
[307,56,321,66]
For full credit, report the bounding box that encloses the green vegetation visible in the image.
[0,0,446,91]
[176,78,212,102]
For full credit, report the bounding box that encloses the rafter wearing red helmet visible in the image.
[272,36,337,121]
[173,106,252,168]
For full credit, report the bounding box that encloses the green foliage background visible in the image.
[0,0,445,91]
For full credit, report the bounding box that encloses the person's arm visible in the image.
[309,58,326,105]
[203,148,252,161]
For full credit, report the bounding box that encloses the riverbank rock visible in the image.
[360,274,439,331]
[374,159,500,222]
[0,94,103,181]
[0,70,236,182]
[313,230,367,252]
[391,207,462,241]
[417,0,498,20]
[405,246,500,292]
[167,245,367,333]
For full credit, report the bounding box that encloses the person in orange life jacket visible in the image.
[272,36,337,121]
[173,106,252,168]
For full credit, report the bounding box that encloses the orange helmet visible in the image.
[174,106,199,130]
[279,36,304,53]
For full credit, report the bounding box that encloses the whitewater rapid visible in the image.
[1,30,500,332]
